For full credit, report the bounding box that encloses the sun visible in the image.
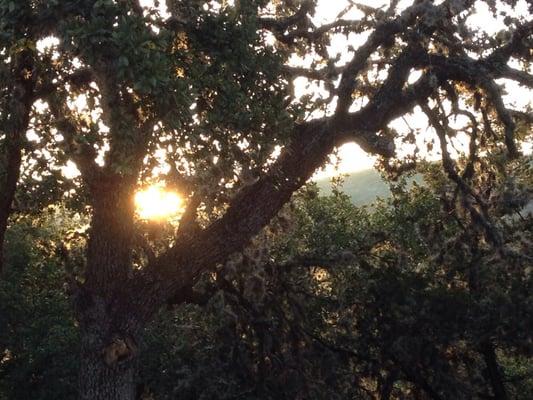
[134,185,183,220]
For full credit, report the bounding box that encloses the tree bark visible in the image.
[77,179,140,400]
[0,49,36,275]
[76,266,140,400]
[480,342,508,400]
[79,320,138,400]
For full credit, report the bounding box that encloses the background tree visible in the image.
[0,0,532,399]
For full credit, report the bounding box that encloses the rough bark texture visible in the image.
[76,286,140,400]
[76,180,140,400]
[79,319,138,400]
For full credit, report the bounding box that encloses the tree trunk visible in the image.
[77,181,141,400]
[0,49,36,275]
[76,291,141,400]
[79,343,137,400]
[481,342,508,400]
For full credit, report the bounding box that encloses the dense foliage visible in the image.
[2,158,532,399]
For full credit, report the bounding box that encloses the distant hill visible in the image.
[316,155,533,207]
[315,169,422,206]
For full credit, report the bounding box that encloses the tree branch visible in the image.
[500,66,533,88]
[46,93,103,186]
[142,47,437,308]
[129,0,531,325]
[335,0,475,114]
[420,102,503,246]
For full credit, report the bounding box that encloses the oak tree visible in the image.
[0,0,532,398]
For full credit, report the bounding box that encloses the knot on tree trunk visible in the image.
[102,335,138,366]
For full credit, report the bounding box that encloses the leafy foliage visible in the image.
[1,0,532,398]
[0,209,83,400]
[2,157,531,399]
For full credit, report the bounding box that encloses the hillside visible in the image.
[315,169,422,206]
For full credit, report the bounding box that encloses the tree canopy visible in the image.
[0,0,532,399]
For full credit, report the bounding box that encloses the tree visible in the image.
[2,168,531,399]
[0,208,81,400]
[0,0,532,398]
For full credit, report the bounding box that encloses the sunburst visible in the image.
[134,185,183,221]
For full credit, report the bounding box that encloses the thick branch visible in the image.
[281,65,343,81]
[148,44,527,310]
[46,94,102,186]
[501,66,533,88]
[129,0,531,324]
[259,1,316,39]
[335,0,475,114]
[142,49,438,309]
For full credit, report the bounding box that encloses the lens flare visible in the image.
[134,185,182,220]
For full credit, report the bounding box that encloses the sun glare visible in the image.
[135,185,183,220]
